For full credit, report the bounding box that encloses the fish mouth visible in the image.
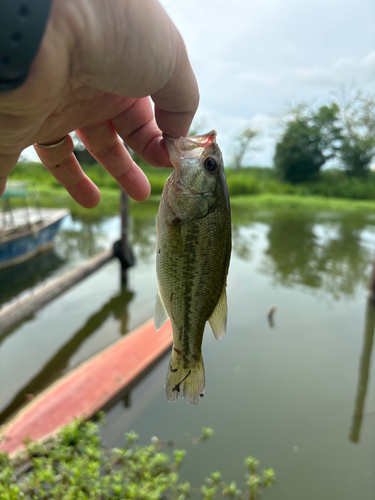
[163,131,218,189]
[163,130,217,162]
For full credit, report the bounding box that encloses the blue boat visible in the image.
[0,183,69,271]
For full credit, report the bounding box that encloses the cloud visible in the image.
[237,71,278,86]
[17,0,375,172]
[293,51,375,87]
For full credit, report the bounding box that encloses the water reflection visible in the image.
[232,211,373,300]
[265,214,320,288]
[0,250,64,307]
[129,215,157,263]
[349,298,375,443]
[231,223,253,261]
[0,284,134,424]
[56,216,112,260]
[2,203,375,499]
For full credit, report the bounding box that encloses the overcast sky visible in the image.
[160,0,375,166]
[24,0,374,167]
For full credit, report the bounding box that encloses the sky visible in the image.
[24,0,375,167]
[160,0,375,166]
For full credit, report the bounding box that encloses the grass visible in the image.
[230,194,375,212]
[8,161,171,196]
[225,167,375,200]
[15,187,375,217]
[6,161,375,216]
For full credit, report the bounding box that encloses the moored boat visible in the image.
[0,183,69,271]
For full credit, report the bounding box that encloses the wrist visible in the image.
[0,0,54,93]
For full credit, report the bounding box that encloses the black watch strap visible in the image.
[0,0,53,93]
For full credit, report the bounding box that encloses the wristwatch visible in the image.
[0,0,53,92]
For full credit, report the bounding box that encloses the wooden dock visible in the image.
[0,248,114,338]
[0,318,173,457]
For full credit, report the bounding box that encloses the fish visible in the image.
[154,130,231,405]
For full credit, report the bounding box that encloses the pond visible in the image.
[0,201,374,499]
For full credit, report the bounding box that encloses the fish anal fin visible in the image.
[208,286,227,341]
[154,290,169,331]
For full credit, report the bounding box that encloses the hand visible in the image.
[0,0,199,207]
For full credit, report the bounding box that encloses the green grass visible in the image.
[9,161,171,196]
[11,186,375,217]
[225,167,375,200]
[230,194,375,212]
[6,161,375,216]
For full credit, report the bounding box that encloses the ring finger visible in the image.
[34,135,101,209]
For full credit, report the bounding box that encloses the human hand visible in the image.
[0,0,199,207]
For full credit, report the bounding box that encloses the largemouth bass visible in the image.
[155,130,231,405]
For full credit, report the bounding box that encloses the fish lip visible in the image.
[163,134,180,164]
[163,131,217,154]
[163,135,183,186]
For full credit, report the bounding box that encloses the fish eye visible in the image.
[203,156,219,173]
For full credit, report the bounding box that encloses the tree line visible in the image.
[234,90,375,183]
[72,89,375,185]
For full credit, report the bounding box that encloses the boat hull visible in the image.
[0,209,68,271]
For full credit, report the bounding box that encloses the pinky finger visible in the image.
[34,135,101,209]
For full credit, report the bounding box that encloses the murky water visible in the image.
[1,202,374,499]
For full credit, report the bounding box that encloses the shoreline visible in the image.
[23,187,375,216]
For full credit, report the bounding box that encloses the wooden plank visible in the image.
[0,248,114,338]
[0,319,173,457]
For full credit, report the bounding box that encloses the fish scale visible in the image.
[155,131,231,405]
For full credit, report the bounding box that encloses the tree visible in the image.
[274,103,341,183]
[233,126,258,169]
[337,90,375,178]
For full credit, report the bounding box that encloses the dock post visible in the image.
[369,252,375,303]
[112,188,135,284]
[120,189,130,284]
[113,142,136,284]
[349,298,375,443]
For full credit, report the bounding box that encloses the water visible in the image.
[0,203,374,499]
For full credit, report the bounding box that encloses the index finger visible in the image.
[151,34,199,139]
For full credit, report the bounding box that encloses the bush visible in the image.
[226,174,261,196]
[0,418,275,500]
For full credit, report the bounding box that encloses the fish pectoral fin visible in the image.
[208,286,228,341]
[154,290,169,331]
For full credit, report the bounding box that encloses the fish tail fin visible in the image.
[165,349,205,405]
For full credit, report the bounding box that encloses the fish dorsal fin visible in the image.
[208,287,227,341]
[154,290,169,331]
